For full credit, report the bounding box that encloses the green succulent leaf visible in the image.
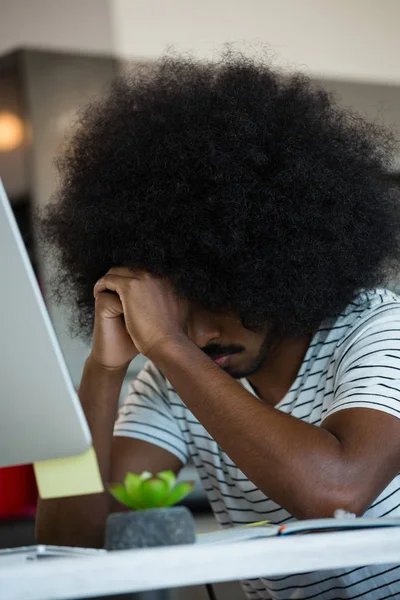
[124,472,142,497]
[138,477,169,508]
[109,483,141,510]
[109,472,195,511]
[163,481,195,507]
[157,470,177,494]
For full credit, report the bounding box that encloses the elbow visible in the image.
[35,502,106,549]
[35,513,66,547]
[36,520,105,549]
[35,503,57,545]
[35,519,59,547]
[292,488,367,521]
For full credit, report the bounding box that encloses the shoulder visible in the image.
[317,289,400,354]
[337,289,400,346]
[331,289,400,377]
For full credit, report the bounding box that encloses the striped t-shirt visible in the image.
[115,289,400,599]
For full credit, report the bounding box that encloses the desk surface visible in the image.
[1,528,400,600]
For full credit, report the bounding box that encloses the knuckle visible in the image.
[127,278,137,289]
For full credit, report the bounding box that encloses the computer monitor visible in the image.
[0,179,91,467]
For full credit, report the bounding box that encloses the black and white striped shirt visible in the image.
[115,289,400,599]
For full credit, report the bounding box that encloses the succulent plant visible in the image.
[109,470,195,511]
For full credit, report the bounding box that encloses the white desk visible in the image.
[1,529,400,600]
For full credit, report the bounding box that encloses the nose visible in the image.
[186,308,221,349]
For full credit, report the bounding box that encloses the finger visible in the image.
[95,290,124,315]
[107,266,141,278]
[93,274,122,298]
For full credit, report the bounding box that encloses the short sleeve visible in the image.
[326,305,400,421]
[114,361,189,465]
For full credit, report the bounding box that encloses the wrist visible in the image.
[145,333,194,363]
[86,353,130,378]
[79,354,129,418]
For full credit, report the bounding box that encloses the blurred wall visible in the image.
[111,0,400,84]
[1,0,400,85]
[0,0,114,55]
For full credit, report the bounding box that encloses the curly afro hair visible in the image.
[42,52,400,339]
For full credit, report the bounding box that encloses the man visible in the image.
[37,53,400,599]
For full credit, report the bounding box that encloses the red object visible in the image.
[0,465,37,518]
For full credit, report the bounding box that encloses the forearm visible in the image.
[150,337,351,519]
[36,356,127,547]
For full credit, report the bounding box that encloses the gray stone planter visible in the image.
[105,506,196,550]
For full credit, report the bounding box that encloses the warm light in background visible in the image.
[0,111,24,152]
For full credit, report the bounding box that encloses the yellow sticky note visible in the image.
[34,446,104,499]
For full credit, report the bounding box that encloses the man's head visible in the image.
[42,52,400,358]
